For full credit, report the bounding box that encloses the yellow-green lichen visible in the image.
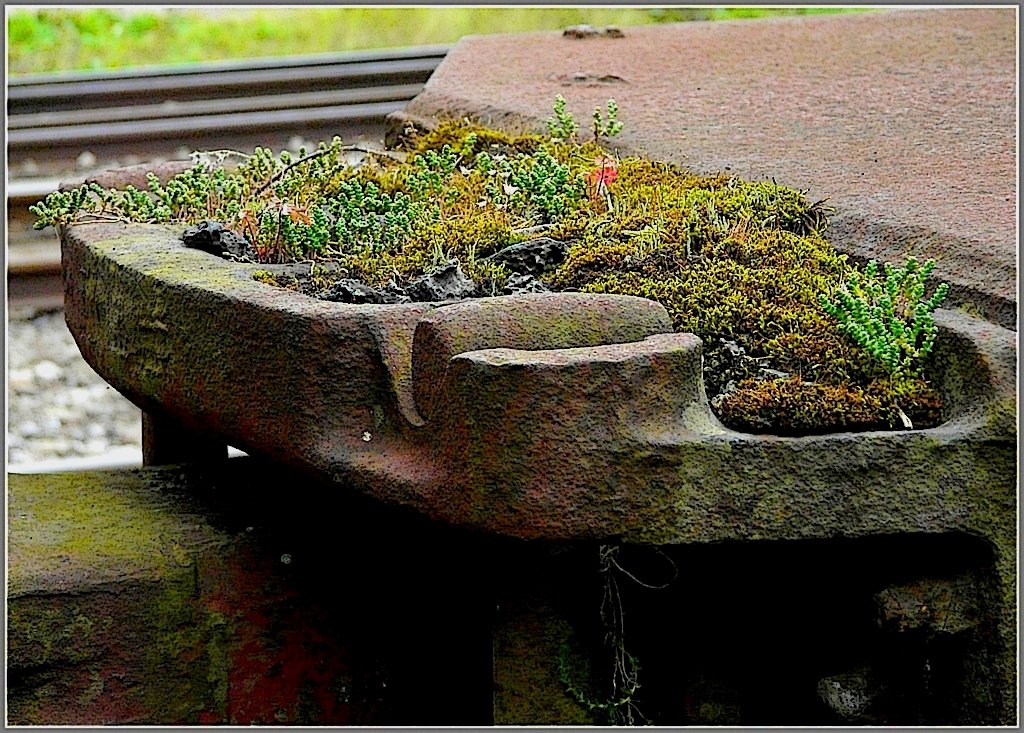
[252,269,279,286]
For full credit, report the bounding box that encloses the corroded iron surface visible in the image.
[392,8,1017,328]
[7,460,498,725]
[7,464,359,725]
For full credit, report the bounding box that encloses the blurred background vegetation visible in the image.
[8,7,867,76]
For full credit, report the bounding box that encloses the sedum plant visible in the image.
[547,94,624,144]
[819,257,949,380]
[32,95,947,433]
[591,99,624,143]
[473,147,586,224]
[546,94,580,141]
[324,179,435,253]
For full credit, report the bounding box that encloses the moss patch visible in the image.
[403,126,943,434]
[42,115,947,434]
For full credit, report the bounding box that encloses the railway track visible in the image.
[8,44,447,308]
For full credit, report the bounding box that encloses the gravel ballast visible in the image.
[8,308,142,469]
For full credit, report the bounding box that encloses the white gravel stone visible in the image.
[36,437,71,455]
[8,368,35,391]
[69,387,92,406]
[41,414,64,433]
[33,360,62,382]
[115,423,140,443]
[76,151,98,170]
[84,439,108,454]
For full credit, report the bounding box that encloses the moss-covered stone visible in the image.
[7,464,366,725]
[44,116,950,434]
[408,119,547,158]
[715,375,943,435]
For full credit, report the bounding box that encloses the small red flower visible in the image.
[587,156,619,202]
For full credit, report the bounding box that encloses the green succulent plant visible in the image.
[819,257,949,380]
[30,97,948,434]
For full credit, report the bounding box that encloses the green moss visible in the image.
[47,112,947,434]
[409,119,546,158]
[7,470,234,723]
[716,376,942,435]
[252,269,279,286]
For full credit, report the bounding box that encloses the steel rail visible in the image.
[8,45,445,161]
[7,45,448,308]
[9,43,449,86]
[8,45,448,113]
[9,83,426,130]
[9,99,412,150]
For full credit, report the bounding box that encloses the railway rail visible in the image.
[8,44,448,309]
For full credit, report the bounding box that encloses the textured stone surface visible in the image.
[61,221,1016,546]
[392,8,1016,328]
[181,219,255,260]
[317,278,401,304]
[816,667,882,722]
[411,292,672,421]
[7,459,498,725]
[58,78,1017,718]
[482,236,570,277]
[405,261,478,302]
[7,463,355,724]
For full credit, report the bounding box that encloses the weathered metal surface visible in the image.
[7,463,358,724]
[492,596,599,725]
[390,8,1017,329]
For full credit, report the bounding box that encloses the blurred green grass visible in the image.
[7,7,867,76]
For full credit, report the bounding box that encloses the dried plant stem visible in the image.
[254,149,330,197]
